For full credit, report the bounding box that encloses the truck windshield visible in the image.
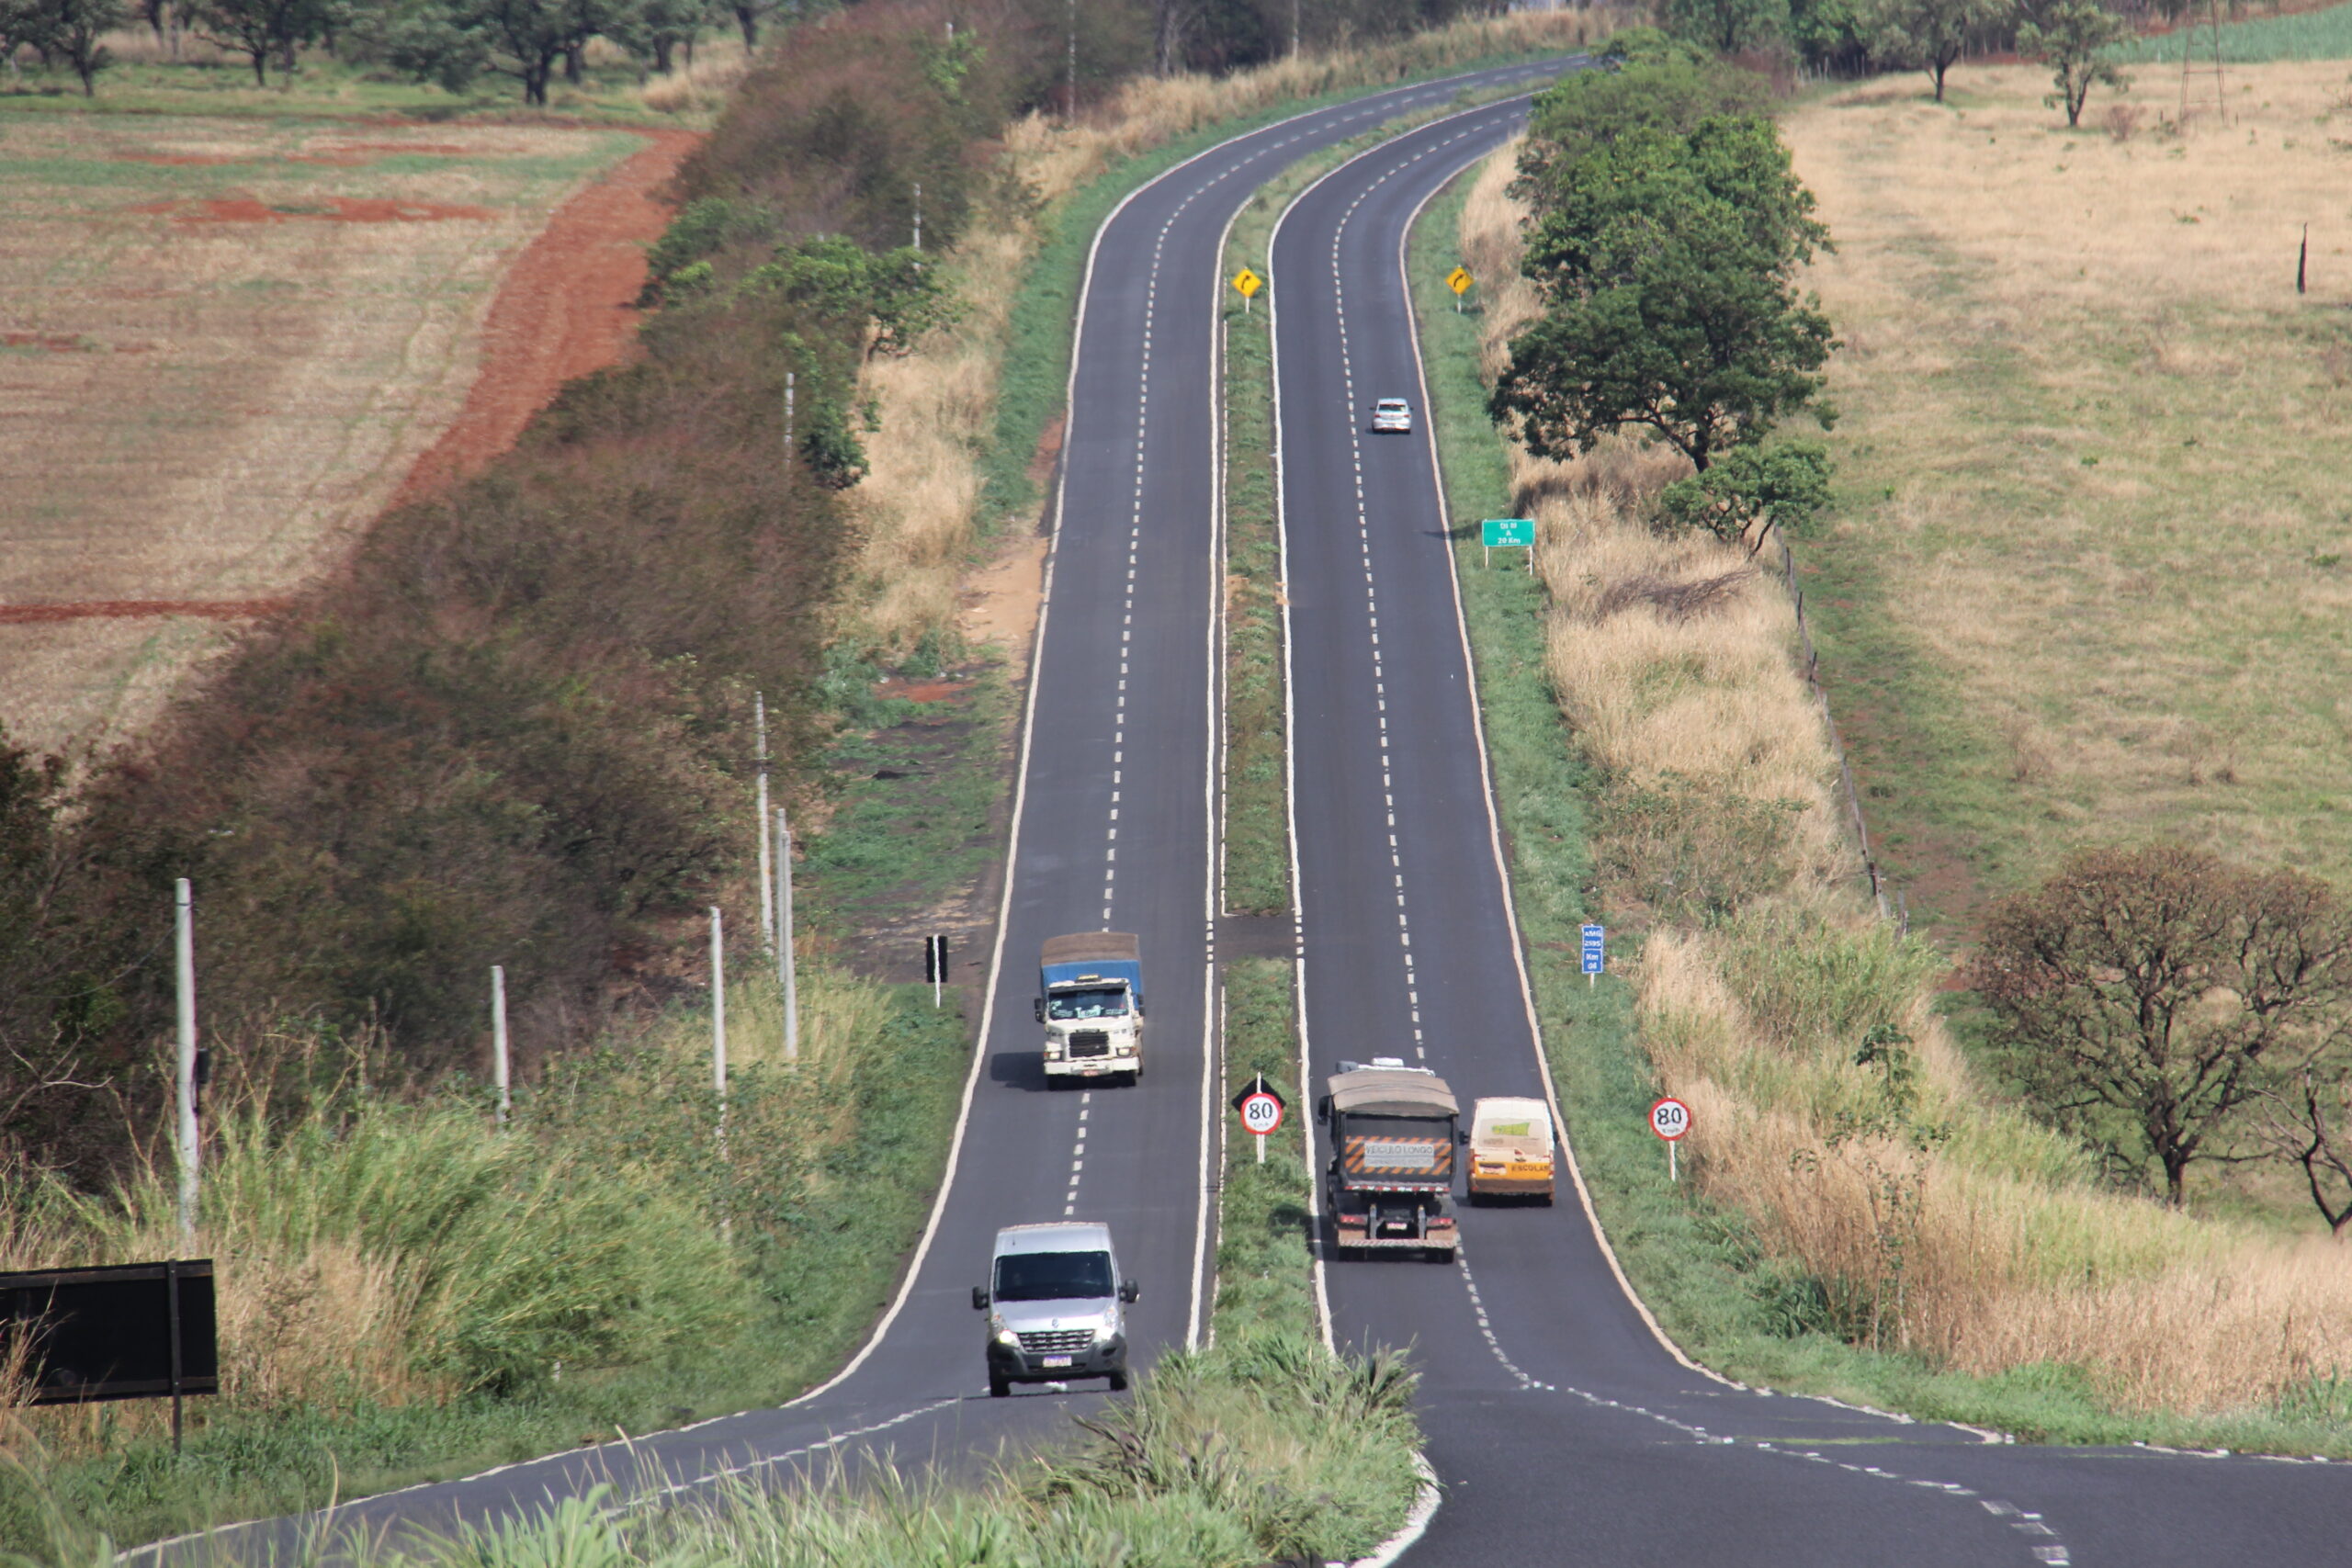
[994,1250,1114,1302]
[1047,987,1128,1020]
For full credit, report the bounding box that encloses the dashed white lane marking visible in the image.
[1064,1090,1091,1214]
[1315,108,2072,1568]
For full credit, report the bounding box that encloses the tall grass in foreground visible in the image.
[288,1340,1417,1568]
[847,7,1621,651]
[0,964,961,1551]
[1458,143,2352,1419]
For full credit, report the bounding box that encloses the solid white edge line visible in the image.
[1350,1454,1444,1568]
[115,58,1575,1568]
[1272,91,1563,1365]
[1391,121,1731,1386]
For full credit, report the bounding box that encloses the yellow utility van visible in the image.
[1465,1096,1555,1203]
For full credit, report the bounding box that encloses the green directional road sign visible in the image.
[1481,518,1534,547]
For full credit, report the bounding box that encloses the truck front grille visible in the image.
[1017,1328,1093,1354]
[1069,1031,1111,1058]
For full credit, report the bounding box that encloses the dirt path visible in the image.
[395,127,700,502]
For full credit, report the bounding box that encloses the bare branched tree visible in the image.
[1973,842,2352,1205]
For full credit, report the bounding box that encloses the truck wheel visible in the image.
[1107,1369,1129,1393]
[989,1371,1010,1398]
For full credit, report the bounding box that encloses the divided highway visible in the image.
[1269,97,2352,1566]
[135,57,1571,1563]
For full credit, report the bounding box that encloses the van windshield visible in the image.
[995,1250,1114,1302]
[1046,987,1129,1020]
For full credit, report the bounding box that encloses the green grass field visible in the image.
[2116,0,2352,61]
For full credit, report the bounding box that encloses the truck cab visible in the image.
[1319,1058,1459,1260]
[1035,932,1144,1085]
[971,1221,1139,1397]
[1465,1095,1555,1203]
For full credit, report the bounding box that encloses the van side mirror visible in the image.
[1033,998,1045,1023]
[972,1286,989,1310]
[1457,1129,1470,1145]
[1316,1097,1330,1123]
[1119,1280,1140,1303]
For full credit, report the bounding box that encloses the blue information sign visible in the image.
[1580,923,1605,976]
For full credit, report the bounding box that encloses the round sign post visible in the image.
[1649,1096,1690,1182]
[1239,1090,1283,1163]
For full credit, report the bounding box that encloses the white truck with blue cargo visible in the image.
[1034,932,1144,1085]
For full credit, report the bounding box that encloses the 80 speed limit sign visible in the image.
[1649,1097,1691,1143]
[1239,1092,1284,1136]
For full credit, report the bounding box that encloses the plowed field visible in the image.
[0,118,690,761]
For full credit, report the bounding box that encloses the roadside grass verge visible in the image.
[0,975,967,1555]
[1409,147,2352,1454]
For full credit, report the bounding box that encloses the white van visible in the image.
[971,1222,1138,1397]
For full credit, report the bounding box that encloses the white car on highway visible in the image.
[1370,398,1413,433]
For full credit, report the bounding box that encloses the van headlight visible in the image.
[992,1319,1019,1346]
[1094,1320,1119,1344]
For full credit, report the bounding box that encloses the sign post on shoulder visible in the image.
[1480,518,1533,570]
[1650,1096,1690,1182]
[1230,266,1262,314]
[1446,265,1473,313]
[1232,1072,1286,1165]
[1580,922,1604,987]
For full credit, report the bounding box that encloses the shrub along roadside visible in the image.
[1410,154,2352,1455]
[0,976,967,1556]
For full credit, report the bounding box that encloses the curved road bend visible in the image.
[134,59,1574,1565]
[1271,100,2352,1567]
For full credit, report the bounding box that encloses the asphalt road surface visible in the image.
[132,57,1573,1565]
[1268,90,2352,1568]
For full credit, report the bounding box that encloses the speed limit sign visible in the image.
[1239,1092,1283,1136]
[1650,1096,1690,1182]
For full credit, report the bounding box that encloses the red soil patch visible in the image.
[875,677,976,704]
[130,195,494,224]
[1027,412,1066,493]
[0,598,291,625]
[394,128,701,502]
[3,332,86,352]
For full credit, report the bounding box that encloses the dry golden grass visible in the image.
[844,8,1620,652]
[0,118,643,761]
[1463,132,2352,1416]
[638,35,755,117]
[1783,62,2352,906]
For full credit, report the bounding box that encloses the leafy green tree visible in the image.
[1787,0,1871,72]
[743,233,958,360]
[797,396,867,490]
[1863,0,2008,102]
[1514,41,1767,197]
[1494,116,1836,472]
[1973,843,2352,1206]
[610,0,707,73]
[34,0,127,93]
[1656,439,1833,552]
[1665,0,1788,53]
[188,0,330,83]
[386,0,620,103]
[2018,0,2130,127]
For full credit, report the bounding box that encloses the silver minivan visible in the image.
[971,1221,1138,1397]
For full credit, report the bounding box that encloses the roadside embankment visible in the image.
[1411,131,2352,1452]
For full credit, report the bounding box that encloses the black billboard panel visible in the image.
[0,1258,218,1405]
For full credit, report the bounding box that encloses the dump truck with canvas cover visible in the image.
[1466,1095,1555,1203]
[1319,1058,1458,1258]
[1035,932,1144,1084]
